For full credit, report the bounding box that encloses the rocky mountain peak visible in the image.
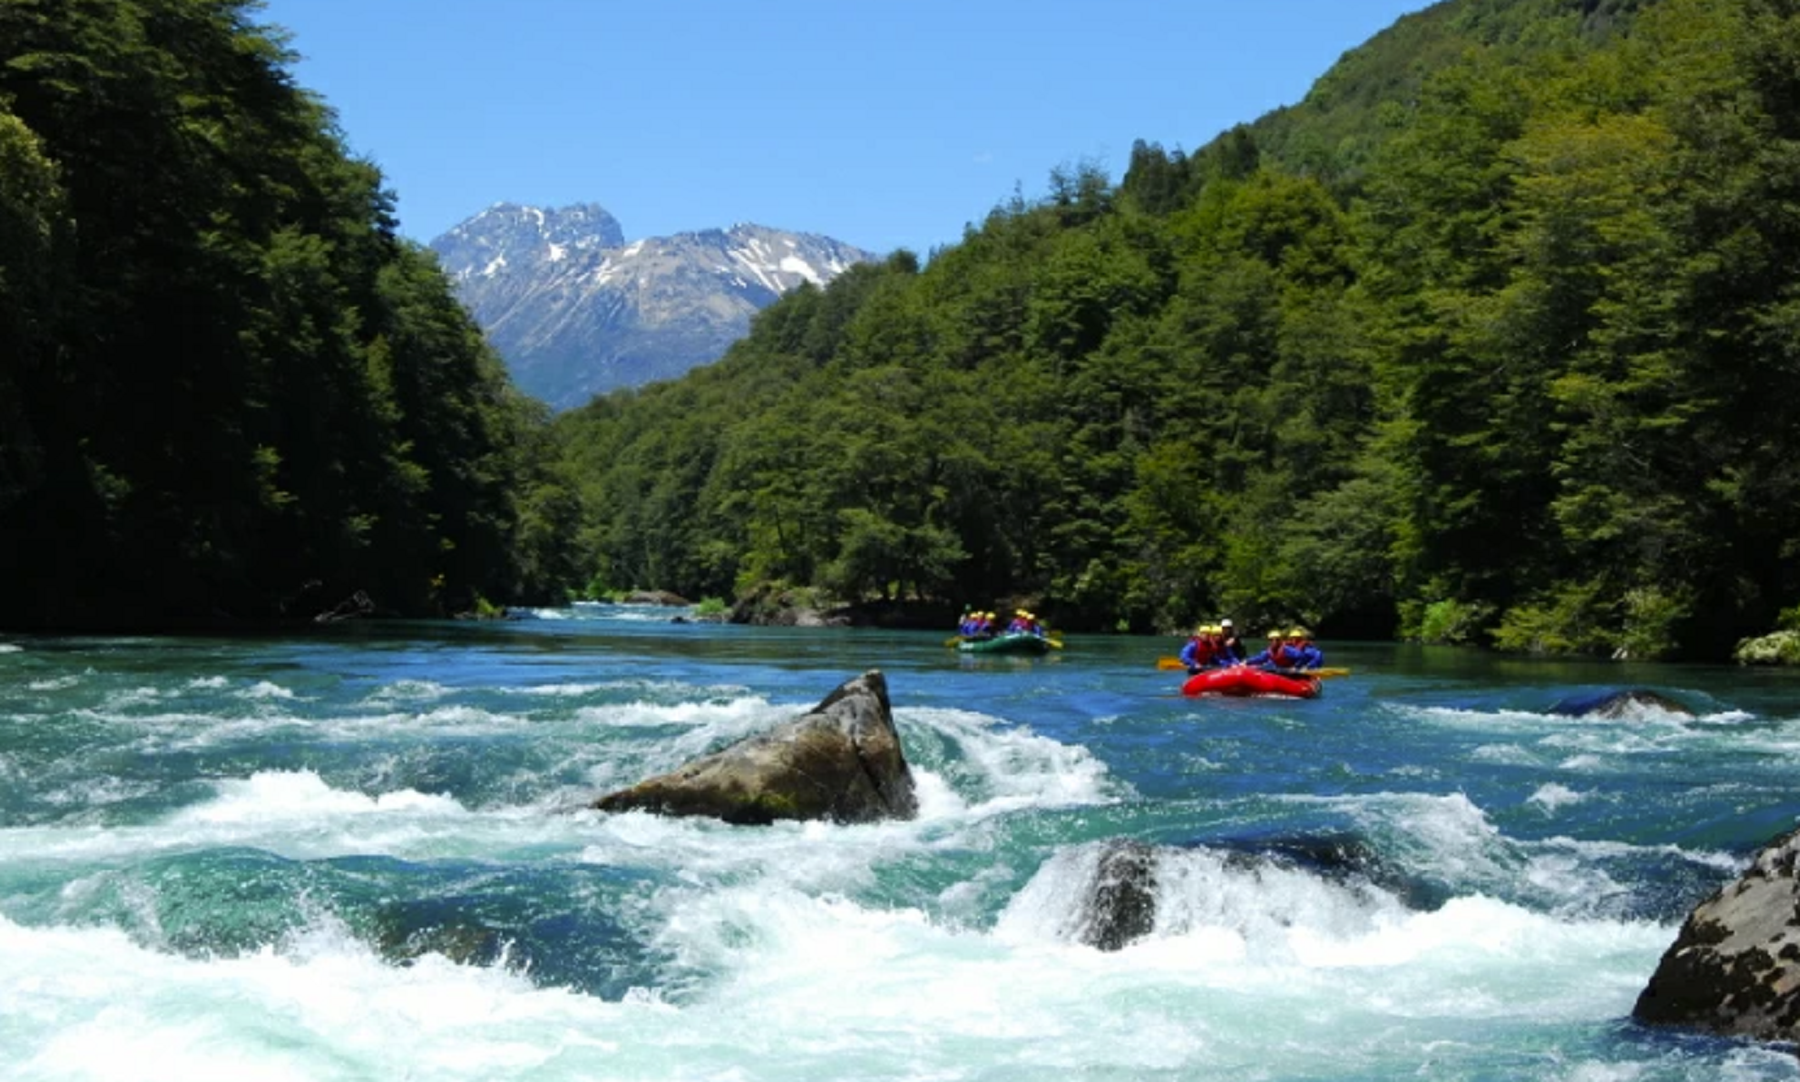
[430,204,874,411]
[431,201,626,284]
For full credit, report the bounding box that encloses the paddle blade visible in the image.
[1155,657,1188,671]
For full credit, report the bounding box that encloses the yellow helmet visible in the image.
[1290,627,1310,639]
[1267,629,1284,639]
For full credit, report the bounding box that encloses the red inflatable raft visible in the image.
[1181,666,1320,699]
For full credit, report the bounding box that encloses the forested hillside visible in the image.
[0,0,579,628]
[553,0,1800,660]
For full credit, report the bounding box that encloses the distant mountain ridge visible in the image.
[430,203,876,410]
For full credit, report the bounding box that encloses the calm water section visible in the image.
[2,606,1799,1080]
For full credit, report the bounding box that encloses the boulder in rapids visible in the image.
[1547,688,1695,719]
[1071,839,1160,952]
[591,670,918,825]
[1633,825,1800,1043]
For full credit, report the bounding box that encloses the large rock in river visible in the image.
[591,670,918,825]
[1072,840,1160,952]
[1633,825,1800,1042]
[1547,688,1694,719]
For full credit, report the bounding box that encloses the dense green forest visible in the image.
[0,0,579,628]
[552,0,1800,660]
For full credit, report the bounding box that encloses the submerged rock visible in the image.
[1633,825,1800,1043]
[1072,840,1160,952]
[377,916,506,969]
[1207,830,1450,912]
[1547,688,1695,719]
[1067,833,1433,953]
[591,670,917,825]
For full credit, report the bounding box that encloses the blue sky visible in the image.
[257,0,1434,256]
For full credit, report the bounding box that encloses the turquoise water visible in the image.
[3,606,1799,1080]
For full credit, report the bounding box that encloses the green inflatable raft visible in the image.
[955,632,1054,656]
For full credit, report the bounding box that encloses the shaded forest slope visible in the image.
[0,0,580,629]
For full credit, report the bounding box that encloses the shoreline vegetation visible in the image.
[4,0,1798,663]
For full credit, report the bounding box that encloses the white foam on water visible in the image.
[1688,709,1757,725]
[1528,782,1589,813]
[364,678,452,703]
[1711,714,1800,757]
[520,678,753,703]
[575,786,950,899]
[1539,834,1743,876]
[102,685,170,710]
[564,603,693,624]
[623,850,1687,1081]
[0,770,509,866]
[1470,742,1544,766]
[1408,705,1553,728]
[170,770,464,825]
[415,703,527,729]
[1276,789,1744,914]
[9,868,1786,1082]
[518,682,620,697]
[569,695,790,795]
[236,681,298,701]
[0,859,1727,1082]
[573,692,778,733]
[0,786,1784,1078]
[71,696,542,760]
[899,706,1120,821]
[996,841,1409,953]
[0,912,635,1081]
[1402,702,1796,779]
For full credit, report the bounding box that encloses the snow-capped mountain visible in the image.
[430,203,876,410]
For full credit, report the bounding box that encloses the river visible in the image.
[3,604,1798,1080]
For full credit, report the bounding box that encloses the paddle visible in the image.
[1155,657,1348,678]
